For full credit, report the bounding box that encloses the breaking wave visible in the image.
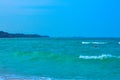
[79,54,120,60]
[81,42,106,44]
[0,75,52,80]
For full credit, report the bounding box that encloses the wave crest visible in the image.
[81,42,106,44]
[79,54,120,59]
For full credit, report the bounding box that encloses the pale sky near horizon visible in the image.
[0,0,120,37]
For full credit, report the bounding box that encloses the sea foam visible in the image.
[79,54,120,60]
[81,42,106,44]
[0,75,52,80]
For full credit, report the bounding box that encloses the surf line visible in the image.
[81,42,106,44]
[79,54,120,59]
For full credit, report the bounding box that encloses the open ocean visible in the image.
[0,38,120,80]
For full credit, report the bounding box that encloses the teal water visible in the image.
[0,38,120,80]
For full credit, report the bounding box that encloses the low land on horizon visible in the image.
[0,31,49,38]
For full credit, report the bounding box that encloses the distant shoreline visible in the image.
[0,31,49,38]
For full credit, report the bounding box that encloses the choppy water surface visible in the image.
[0,38,120,80]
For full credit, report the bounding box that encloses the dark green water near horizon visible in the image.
[0,38,120,80]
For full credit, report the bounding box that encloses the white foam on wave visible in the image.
[92,42,106,44]
[79,54,120,60]
[0,75,52,80]
[81,42,106,45]
[81,42,91,44]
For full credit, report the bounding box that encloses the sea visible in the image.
[0,38,120,80]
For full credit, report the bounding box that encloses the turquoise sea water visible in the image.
[0,38,120,80]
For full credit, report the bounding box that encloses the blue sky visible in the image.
[0,0,120,37]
